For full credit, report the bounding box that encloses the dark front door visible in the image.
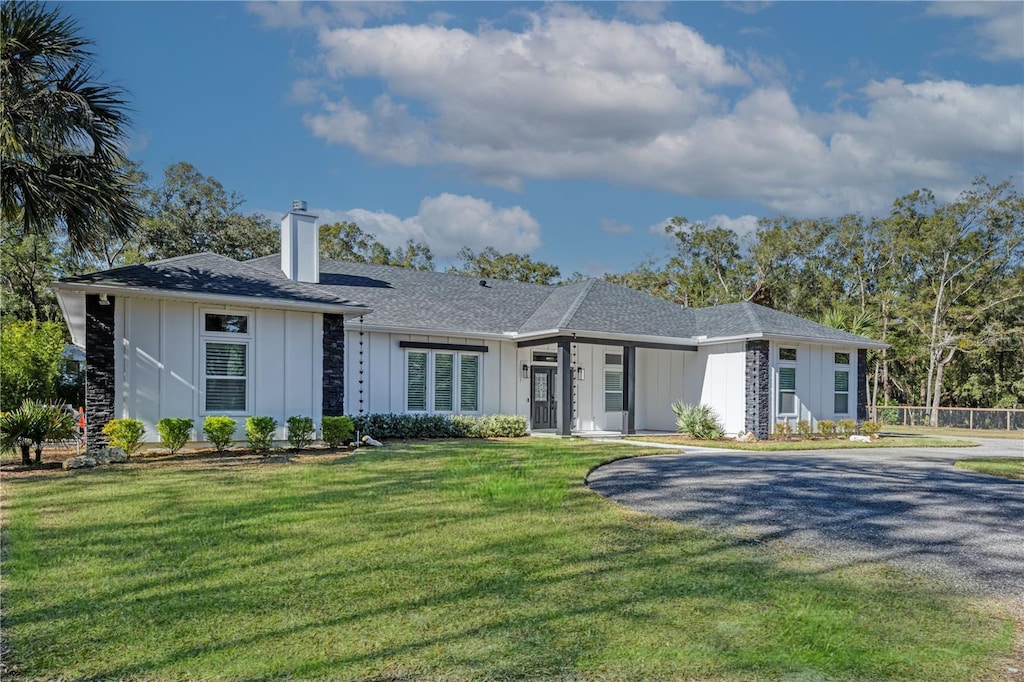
[530,366,557,430]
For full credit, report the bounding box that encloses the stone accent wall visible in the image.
[322,314,345,416]
[745,340,770,439]
[85,294,116,454]
[857,348,868,421]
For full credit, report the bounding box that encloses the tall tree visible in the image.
[319,221,434,270]
[1,2,140,252]
[138,162,278,262]
[448,247,560,284]
[0,219,61,321]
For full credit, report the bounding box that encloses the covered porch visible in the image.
[516,334,697,437]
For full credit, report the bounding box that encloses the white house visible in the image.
[54,204,886,451]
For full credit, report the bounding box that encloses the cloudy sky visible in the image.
[68,1,1022,276]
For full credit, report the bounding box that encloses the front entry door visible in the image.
[530,366,557,430]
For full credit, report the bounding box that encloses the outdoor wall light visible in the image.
[576,367,585,381]
[522,364,529,379]
[98,294,110,306]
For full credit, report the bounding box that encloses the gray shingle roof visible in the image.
[60,251,882,348]
[694,302,886,347]
[58,252,365,309]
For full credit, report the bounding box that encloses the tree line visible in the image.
[2,2,1021,417]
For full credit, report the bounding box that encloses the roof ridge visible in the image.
[741,300,762,333]
[555,278,598,329]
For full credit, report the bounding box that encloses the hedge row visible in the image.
[352,413,527,439]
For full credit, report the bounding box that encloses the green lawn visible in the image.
[1,439,1014,680]
[955,457,1024,480]
[631,435,977,450]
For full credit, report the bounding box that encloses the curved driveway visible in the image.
[587,437,1024,597]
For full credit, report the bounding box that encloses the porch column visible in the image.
[85,294,116,454]
[622,345,636,435]
[557,339,573,436]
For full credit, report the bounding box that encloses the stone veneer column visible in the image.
[322,314,345,416]
[85,294,116,454]
[857,348,868,421]
[744,340,770,439]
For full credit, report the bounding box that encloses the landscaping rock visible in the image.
[361,435,383,447]
[849,435,872,443]
[95,446,129,464]
[63,456,97,470]
[737,431,758,443]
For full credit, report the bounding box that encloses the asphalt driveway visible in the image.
[587,437,1024,597]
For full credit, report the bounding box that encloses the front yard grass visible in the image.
[632,435,978,450]
[1,439,1015,680]
[955,457,1024,480]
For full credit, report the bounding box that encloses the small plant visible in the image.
[1,401,75,464]
[286,416,315,450]
[671,402,724,440]
[102,418,146,456]
[322,415,355,448]
[774,421,793,440]
[203,415,237,452]
[157,418,193,454]
[246,416,277,454]
[796,419,812,439]
[817,420,837,438]
[860,420,881,437]
[838,419,858,438]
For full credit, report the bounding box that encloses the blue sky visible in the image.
[65,1,1023,276]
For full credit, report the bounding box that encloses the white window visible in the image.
[777,346,797,416]
[200,310,251,414]
[405,350,481,414]
[834,351,851,414]
[605,370,623,412]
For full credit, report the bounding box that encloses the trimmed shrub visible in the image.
[157,418,193,455]
[774,421,793,440]
[838,419,858,438]
[796,419,812,439]
[203,416,237,452]
[102,418,146,456]
[451,414,528,438]
[322,415,355,448]
[246,416,277,454]
[286,416,315,450]
[351,413,461,440]
[860,420,882,437]
[817,420,837,438]
[671,402,724,440]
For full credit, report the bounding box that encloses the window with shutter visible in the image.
[605,370,623,411]
[434,353,454,411]
[778,366,796,415]
[834,370,850,414]
[407,352,428,411]
[460,355,479,412]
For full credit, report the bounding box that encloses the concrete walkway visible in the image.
[587,437,1024,597]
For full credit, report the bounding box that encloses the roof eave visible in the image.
[51,281,371,317]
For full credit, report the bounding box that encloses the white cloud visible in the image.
[263,5,1023,217]
[313,194,541,258]
[599,219,635,235]
[248,1,404,29]
[927,2,1024,61]
[706,214,760,235]
[617,2,669,22]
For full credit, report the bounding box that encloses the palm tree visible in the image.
[1,2,140,252]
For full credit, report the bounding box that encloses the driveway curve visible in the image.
[587,437,1024,597]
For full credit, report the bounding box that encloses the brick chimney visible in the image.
[281,200,319,283]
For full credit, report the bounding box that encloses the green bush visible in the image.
[156,418,193,454]
[286,416,315,450]
[876,399,899,425]
[670,402,724,440]
[246,416,277,454]
[322,416,355,448]
[203,416,237,452]
[796,419,812,439]
[451,414,528,438]
[860,420,881,437]
[774,421,793,440]
[351,413,461,439]
[838,419,858,438]
[102,418,146,456]
[0,321,66,411]
[817,419,837,438]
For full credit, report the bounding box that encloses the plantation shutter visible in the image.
[205,343,247,411]
[460,355,479,412]
[834,371,849,392]
[779,367,796,391]
[434,353,454,411]
[605,370,623,411]
[407,352,427,411]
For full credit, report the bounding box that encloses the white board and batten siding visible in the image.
[769,340,859,429]
[342,330,522,416]
[115,297,323,443]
